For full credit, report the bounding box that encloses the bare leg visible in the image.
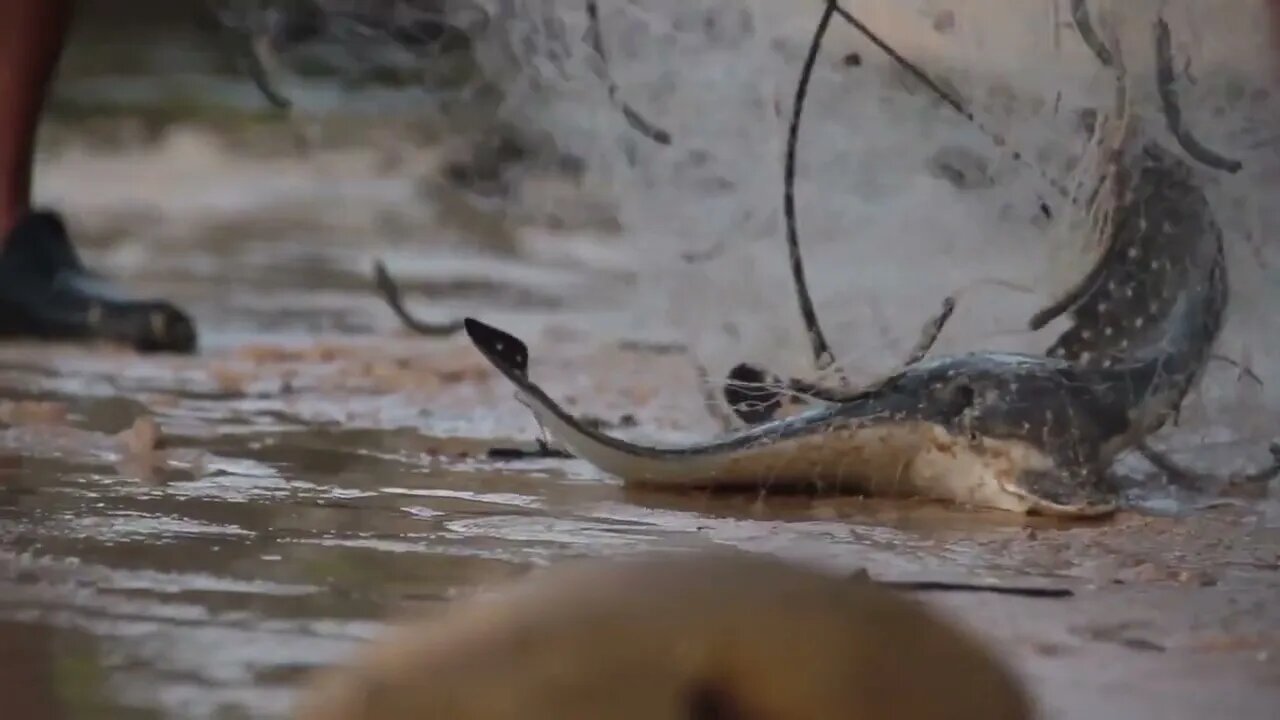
[0,0,72,234]
[0,0,197,353]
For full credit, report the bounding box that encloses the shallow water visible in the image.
[4,2,1280,719]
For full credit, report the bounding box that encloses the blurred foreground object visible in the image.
[293,550,1033,720]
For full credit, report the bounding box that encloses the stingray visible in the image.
[458,4,1270,515]
[462,151,1225,518]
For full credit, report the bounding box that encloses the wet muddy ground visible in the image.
[5,135,1279,720]
[4,6,1280,719]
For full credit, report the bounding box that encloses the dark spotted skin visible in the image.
[1035,142,1225,370]
[468,318,1132,510]
[792,352,1138,507]
[1031,141,1227,435]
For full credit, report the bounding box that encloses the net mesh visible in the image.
[214,0,1280,444]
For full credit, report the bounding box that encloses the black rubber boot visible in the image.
[0,210,197,353]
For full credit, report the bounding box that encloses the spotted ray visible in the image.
[466,317,1125,516]
[712,19,1232,468]
[460,10,1236,514]
[465,217,1229,520]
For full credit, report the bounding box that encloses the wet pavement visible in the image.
[4,5,1280,719]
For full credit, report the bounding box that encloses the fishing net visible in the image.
[211,1,1280,445]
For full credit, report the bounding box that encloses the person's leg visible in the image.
[0,0,197,353]
[0,1,72,235]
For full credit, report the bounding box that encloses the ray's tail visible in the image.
[463,318,759,485]
[1036,141,1227,373]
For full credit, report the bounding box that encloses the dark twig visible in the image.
[785,0,842,373]
[241,34,295,110]
[902,296,956,366]
[487,440,574,460]
[206,1,294,110]
[243,33,295,110]
[1209,353,1264,387]
[882,580,1075,598]
[851,569,1074,598]
[372,260,465,337]
[585,0,672,145]
[1069,0,1114,68]
[1154,18,1243,173]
